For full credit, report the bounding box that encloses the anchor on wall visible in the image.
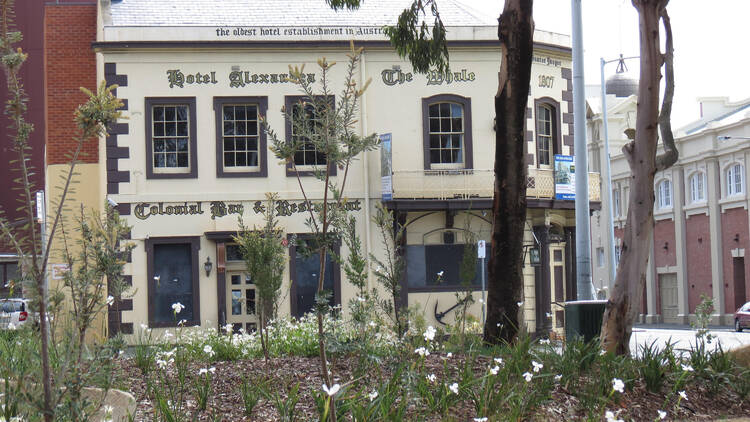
[433,296,472,325]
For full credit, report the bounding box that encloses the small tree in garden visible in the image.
[0,1,125,419]
[370,202,407,338]
[235,192,286,361]
[265,42,379,421]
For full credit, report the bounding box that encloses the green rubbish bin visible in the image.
[564,300,607,343]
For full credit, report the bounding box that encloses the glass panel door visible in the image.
[226,271,257,334]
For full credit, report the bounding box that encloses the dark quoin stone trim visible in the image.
[533,97,562,168]
[145,97,198,180]
[213,96,269,178]
[284,95,337,177]
[145,236,202,328]
[560,67,574,154]
[116,203,131,216]
[421,94,473,170]
[103,60,130,195]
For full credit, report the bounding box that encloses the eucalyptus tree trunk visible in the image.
[483,0,534,344]
[601,0,677,355]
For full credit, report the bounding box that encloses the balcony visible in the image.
[390,168,601,202]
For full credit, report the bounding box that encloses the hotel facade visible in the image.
[69,0,602,339]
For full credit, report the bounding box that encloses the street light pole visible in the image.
[599,54,638,291]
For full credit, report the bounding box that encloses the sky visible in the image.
[459,0,750,129]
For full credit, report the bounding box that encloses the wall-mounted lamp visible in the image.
[204,256,213,277]
[522,245,541,267]
[734,233,740,243]
[663,241,669,251]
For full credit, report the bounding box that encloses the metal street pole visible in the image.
[571,0,594,300]
[600,55,639,291]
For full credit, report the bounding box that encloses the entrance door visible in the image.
[734,257,747,309]
[226,271,257,334]
[291,241,338,318]
[551,245,566,328]
[659,273,679,324]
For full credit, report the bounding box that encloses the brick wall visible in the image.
[44,4,97,165]
[685,214,712,313]
[653,220,676,268]
[720,207,750,313]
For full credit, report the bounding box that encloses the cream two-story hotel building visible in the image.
[91,0,600,339]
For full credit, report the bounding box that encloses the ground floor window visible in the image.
[406,243,487,290]
[289,237,340,318]
[146,237,201,327]
[0,261,21,298]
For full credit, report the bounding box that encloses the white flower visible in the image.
[679,390,688,401]
[224,323,233,334]
[473,418,488,422]
[522,372,533,382]
[446,352,453,359]
[540,338,550,345]
[156,359,167,369]
[517,301,524,306]
[368,321,377,328]
[368,390,378,401]
[163,331,173,339]
[448,382,459,394]
[532,360,543,373]
[209,367,216,373]
[437,270,444,277]
[171,302,185,314]
[612,378,625,393]
[322,383,340,396]
[154,275,161,282]
[604,410,625,422]
[554,374,562,381]
[103,405,113,415]
[414,346,430,357]
[545,312,552,318]
[426,373,437,383]
[599,349,607,356]
[424,326,436,342]
[357,296,366,302]
[489,365,500,375]
[657,410,667,420]
[681,363,694,372]
[7,323,15,330]
[198,368,208,375]
[140,323,148,330]
[493,357,503,365]
[106,295,114,306]
[203,344,215,357]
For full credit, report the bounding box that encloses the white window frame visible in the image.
[726,163,744,197]
[689,171,706,203]
[613,189,621,217]
[657,179,672,209]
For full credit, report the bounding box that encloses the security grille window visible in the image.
[222,104,259,169]
[690,172,706,203]
[291,102,327,167]
[152,105,189,168]
[727,164,744,196]
[428,102,464,165]
[146,97,197,179]
[405,244,487,290]
[536,104,553,166]
[657,180,672,209]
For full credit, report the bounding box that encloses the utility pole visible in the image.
[571,0,595,300]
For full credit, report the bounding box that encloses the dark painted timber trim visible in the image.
[104,63,130,195]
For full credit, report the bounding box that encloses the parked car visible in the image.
[0,298,37,330]
[735,301,750,332]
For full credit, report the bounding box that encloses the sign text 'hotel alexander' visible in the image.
[133,200,362,220]
[166,69,316,89]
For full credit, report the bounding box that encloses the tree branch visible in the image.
[655,8,677,172]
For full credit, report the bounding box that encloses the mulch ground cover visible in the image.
[121,355,750,421]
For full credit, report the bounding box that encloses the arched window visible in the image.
[726,163,744,197]
[534,98,560,167]
[689,171,706,203]
[422,94,473,169]
[657,179,672,209]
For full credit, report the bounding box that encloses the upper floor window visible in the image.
[657,179,672,209]
[214,97,268,178]
[422,94,473,170]
[689,171,706,203]
[613,189,621,217]
[534,98,560,167]
[146,97,197,179]
[726,163,744,197]
[284,96,336,176]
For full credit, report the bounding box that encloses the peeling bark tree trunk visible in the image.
[601,0,677,355]
[484,0,534,344]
